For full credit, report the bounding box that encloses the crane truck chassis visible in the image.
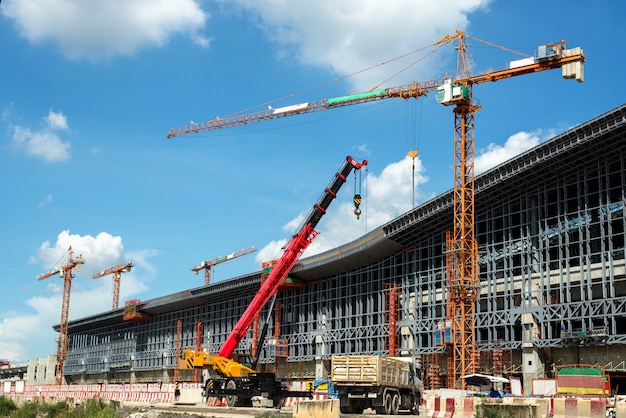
[182,156,368,408]
[203,371,310,408]
[331,355,424,415]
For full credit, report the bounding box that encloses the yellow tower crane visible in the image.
[92,262,134,309]
[38,246,85,386]
[167,30,585,389]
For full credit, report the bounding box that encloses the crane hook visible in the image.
[353,194,362,220]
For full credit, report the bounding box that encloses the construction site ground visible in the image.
[115,402,416,417]
[118,402,289,417]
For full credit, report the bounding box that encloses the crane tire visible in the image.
[225,379,239,407]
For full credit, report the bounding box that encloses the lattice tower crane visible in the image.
[92,262,134,309]
[38,246,85,385]
[192,246,257,286]
[167,30,585,389]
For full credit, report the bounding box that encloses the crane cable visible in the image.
[353,165,364,220]
[229,40,451,117]
[406,98,422,208]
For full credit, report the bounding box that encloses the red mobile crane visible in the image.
[181,155,367,407]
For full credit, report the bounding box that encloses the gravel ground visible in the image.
[113,403,287,418]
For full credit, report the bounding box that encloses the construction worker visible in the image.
[174,382,181,401]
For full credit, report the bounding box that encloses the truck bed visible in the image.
[331,355,414,389]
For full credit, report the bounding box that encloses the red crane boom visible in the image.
[216,156,367,359]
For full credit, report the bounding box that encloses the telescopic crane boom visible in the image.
[38,246,84,385]
[217,156,367,361]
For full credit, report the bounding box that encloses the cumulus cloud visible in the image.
[11,109,71,162]
[255,155,427,264]
[44,110,69,131]
[258,127,551,265]
[475,130,543,174]
[36,230,124,275]
[0,230,153,363]
[1,0,210,60]
[219,0,491,91]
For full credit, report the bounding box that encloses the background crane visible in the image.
[192,246,256,286]
[92,262,134,309]
[167,30,585,389]
[38,246,84,385]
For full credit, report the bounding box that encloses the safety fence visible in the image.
[2,380,329,407]
[6,383,622,417]
[425,396,624,418]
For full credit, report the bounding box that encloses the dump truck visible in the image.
[331,354,423,415]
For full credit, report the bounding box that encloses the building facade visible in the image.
[62,104,626,395]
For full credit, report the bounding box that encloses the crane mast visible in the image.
[38,246,84,385]
[446,32,480,389]
[217,156,367,360]
[169,30,585,389]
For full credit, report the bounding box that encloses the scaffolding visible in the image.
[62,104,626,388]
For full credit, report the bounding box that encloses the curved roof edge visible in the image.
[292,227,403,280]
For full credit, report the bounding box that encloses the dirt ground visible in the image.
[114,403,285,418]
[117,406,213,417]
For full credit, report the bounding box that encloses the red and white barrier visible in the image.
[552,398,606,418]
[430,397,455,418]
[454,397,473,418]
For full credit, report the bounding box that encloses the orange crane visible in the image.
[92,262,134,309]
[192,246,256,286]
[38,246,85,385]
[167,30,585,389]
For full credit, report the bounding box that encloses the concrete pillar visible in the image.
[521,312,545,395]
[315,356,327,380]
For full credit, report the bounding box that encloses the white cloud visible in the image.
[38,194,53,208]
[256,155,427,263]
[219,0,491,91]
[1,0,210,60]
[44,109,69,131]
[475,130,542,174]
[255,239,288,266]
[11,109,72,162]
[0,230,152,363]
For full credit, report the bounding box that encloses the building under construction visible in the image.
[59,103,626,396]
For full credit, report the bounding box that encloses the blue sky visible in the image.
[0,0,622,364]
